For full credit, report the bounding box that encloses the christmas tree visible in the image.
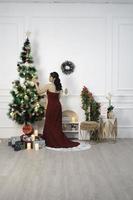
[8,32,44,126]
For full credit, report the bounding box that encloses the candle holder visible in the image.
[64,88,69,96]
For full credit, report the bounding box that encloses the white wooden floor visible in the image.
[0,139,133,200]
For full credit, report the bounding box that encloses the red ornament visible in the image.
[22,124,33,135]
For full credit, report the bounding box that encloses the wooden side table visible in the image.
[79,121,100,141]
[100,118,117,140]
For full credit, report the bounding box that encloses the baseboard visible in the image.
[0,127,133,138]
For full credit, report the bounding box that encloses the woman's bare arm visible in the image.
[32,78,48,96]
[59,90,63,99]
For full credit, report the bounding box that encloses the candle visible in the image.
[34,129,38,137]
[27,142,31,150]
[31,134,35,141]
[35,143,39,151]
[72,117,76,123]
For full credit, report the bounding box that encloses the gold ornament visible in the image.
[24,95,29,100]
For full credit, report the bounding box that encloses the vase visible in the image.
[22,123,33,135]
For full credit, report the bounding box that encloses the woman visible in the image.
[33,72,80,148]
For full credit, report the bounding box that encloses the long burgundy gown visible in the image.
[42,90,80,148]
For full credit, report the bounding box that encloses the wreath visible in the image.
[61,61,75,75]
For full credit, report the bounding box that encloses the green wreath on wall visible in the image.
[61,61,75,75]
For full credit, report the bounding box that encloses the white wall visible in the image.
[0,3,133,138]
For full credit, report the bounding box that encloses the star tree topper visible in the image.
[26,31,31,38]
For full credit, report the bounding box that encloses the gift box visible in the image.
[38,140,45,149]
[8,134,45,151]
[20,134,31,142]
[14,141,26,151]
[10,136,21,147]
[32,140,45,149]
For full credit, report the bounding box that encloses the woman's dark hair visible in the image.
[50,72,62,91]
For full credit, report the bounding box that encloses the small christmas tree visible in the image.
[8,32,44,128]
[81,86,100,122]
[81,86,93,121]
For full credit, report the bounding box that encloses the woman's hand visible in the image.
[32,77,39,86]
[32,77,38,83]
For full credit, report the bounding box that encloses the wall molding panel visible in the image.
[0,16,25,91]
[0,4,133,137]
[112,17,133,95]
